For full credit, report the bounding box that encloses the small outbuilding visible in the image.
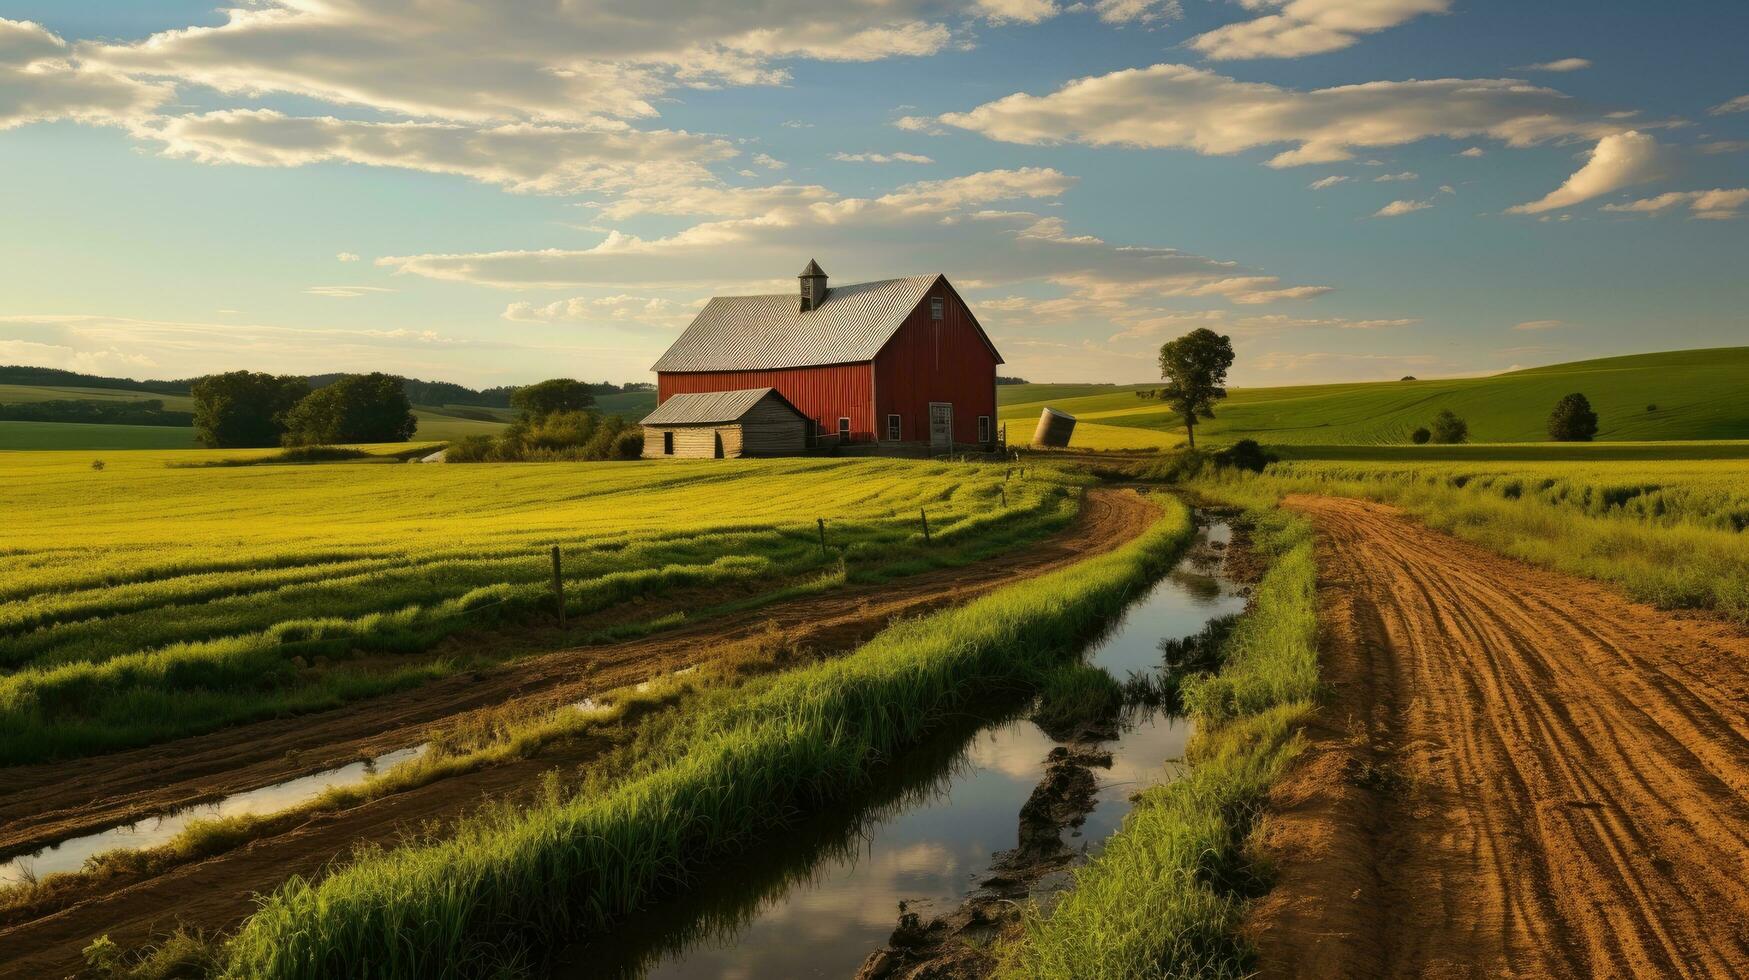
[639,387,810,459]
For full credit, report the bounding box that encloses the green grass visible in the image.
[591,389,658,417]
[0,384,196,410]
[0,421,199,450]
[1003,501,1318,979]
[999,346,1749,447]
[1208,458,1749,622]
[0,453,1082,764]
[212,496,1191,978]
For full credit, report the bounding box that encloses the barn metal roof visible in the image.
[638,387,804,426]
[651,274,940,372]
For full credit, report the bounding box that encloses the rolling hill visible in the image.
[997,347,1749,449]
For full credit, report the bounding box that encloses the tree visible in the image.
[1430,409,1468,444]
[511,379,595,420]
[282,373,417,445]
[1410,427,1431,445]
[190,371,308,448]
[1547,392,1599,441]
[1157,328,1235,450]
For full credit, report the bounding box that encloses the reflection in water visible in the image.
[563,518,1247,979]
[0,744,427,886]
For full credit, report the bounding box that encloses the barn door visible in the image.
[928,402,953,450]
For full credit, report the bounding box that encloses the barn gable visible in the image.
[652,274,1001,373]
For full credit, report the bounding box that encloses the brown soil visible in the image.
[0,488,1157,978]
[1247,494,1749,979]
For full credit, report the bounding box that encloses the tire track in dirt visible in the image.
[1247,494,1749,980]
[0,488,1157,978]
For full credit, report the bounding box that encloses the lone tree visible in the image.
[1547,392,1599,441]
[1157,328,1235,450]
[190,371,309,448]
[1430,409,1468,444]
[1410,427,1431,445]
[282,373,417,445]
[511,378,595,420]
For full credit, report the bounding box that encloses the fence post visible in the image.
[817,517,828,557]
[920,508,931,542]
[1000,486,1007,508]
[550,545,566,629]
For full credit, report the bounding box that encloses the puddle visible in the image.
[0,744,427,887]
[558,516,1247,979]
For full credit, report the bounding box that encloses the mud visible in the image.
[1248,494,1749,979]
[0,489,1158,979]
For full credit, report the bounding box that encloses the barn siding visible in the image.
[872,281,999,445]
[658,363,875,442]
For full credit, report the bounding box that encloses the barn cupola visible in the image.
[798,259,828,312]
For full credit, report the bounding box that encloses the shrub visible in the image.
[1410,427,1431,445]
[613,428,645,459]
[1547,392,1599,442]
[1400,375,1417,381]
[1646,403,1658,413]
[1212,439,1273,473]
[1429,410,1468,444]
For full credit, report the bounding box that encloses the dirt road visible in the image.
[0,488,1157,977]
[1248,495,1749,979]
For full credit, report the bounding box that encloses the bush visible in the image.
[1212,439,1273,473]
[447,412,642,463]
[1410,427,1431,445]
[613,428,645,459]
[1429,410,1468,444]
[1400,375,1416,381]
[1646,403,1658,413]
[1547,392,1599,442]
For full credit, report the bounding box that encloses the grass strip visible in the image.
[1001,495,1318,979]
[212,492,1189,978]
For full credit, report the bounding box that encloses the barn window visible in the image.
[978,416,991,443]
[837,417,851,441]
[930,297,944,320]
[887,414,901,441]
[662,431,674,455]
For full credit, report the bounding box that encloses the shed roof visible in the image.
[652,274,942,372]
[639,387,805,426]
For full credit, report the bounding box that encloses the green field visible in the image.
[0,451,1081,763]
[999,347,1749,449]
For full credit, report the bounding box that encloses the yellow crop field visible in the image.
[0,449,1083,763]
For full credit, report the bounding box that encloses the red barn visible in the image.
[649,261,1004,451]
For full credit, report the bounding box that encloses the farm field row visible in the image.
[1198,457,1749,621]
[0,452,1082,764]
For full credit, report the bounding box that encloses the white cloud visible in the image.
[1709,94,1749,116]
[1188,0,1450,61]
[830,151,935,164]
[1601,188,1749,220]
[1308,175,1348,189]
[1507,130,1667,214]
[1458,146,1485,157]
[336,251,360,262]
[502,294,694,327]
[1091,0,1183,24]
[935,64,1620,167]
[0,337,159,374]
[1374,198,1431,216]
[1373,171,1416,181]
[304,285,396,298]
[0,18,169,130]
[130,109,734,196]
[1518,57,1591,72]
[81,3,972,127]
[978,0,1059,24]
[752,152,786,170]
[1513,319,1567,330]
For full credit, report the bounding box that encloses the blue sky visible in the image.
[1,0,1744,388]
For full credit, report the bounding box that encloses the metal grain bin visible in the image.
[1031,407,1076,448]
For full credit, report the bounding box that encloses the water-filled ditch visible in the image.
[554,516,1247,979]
